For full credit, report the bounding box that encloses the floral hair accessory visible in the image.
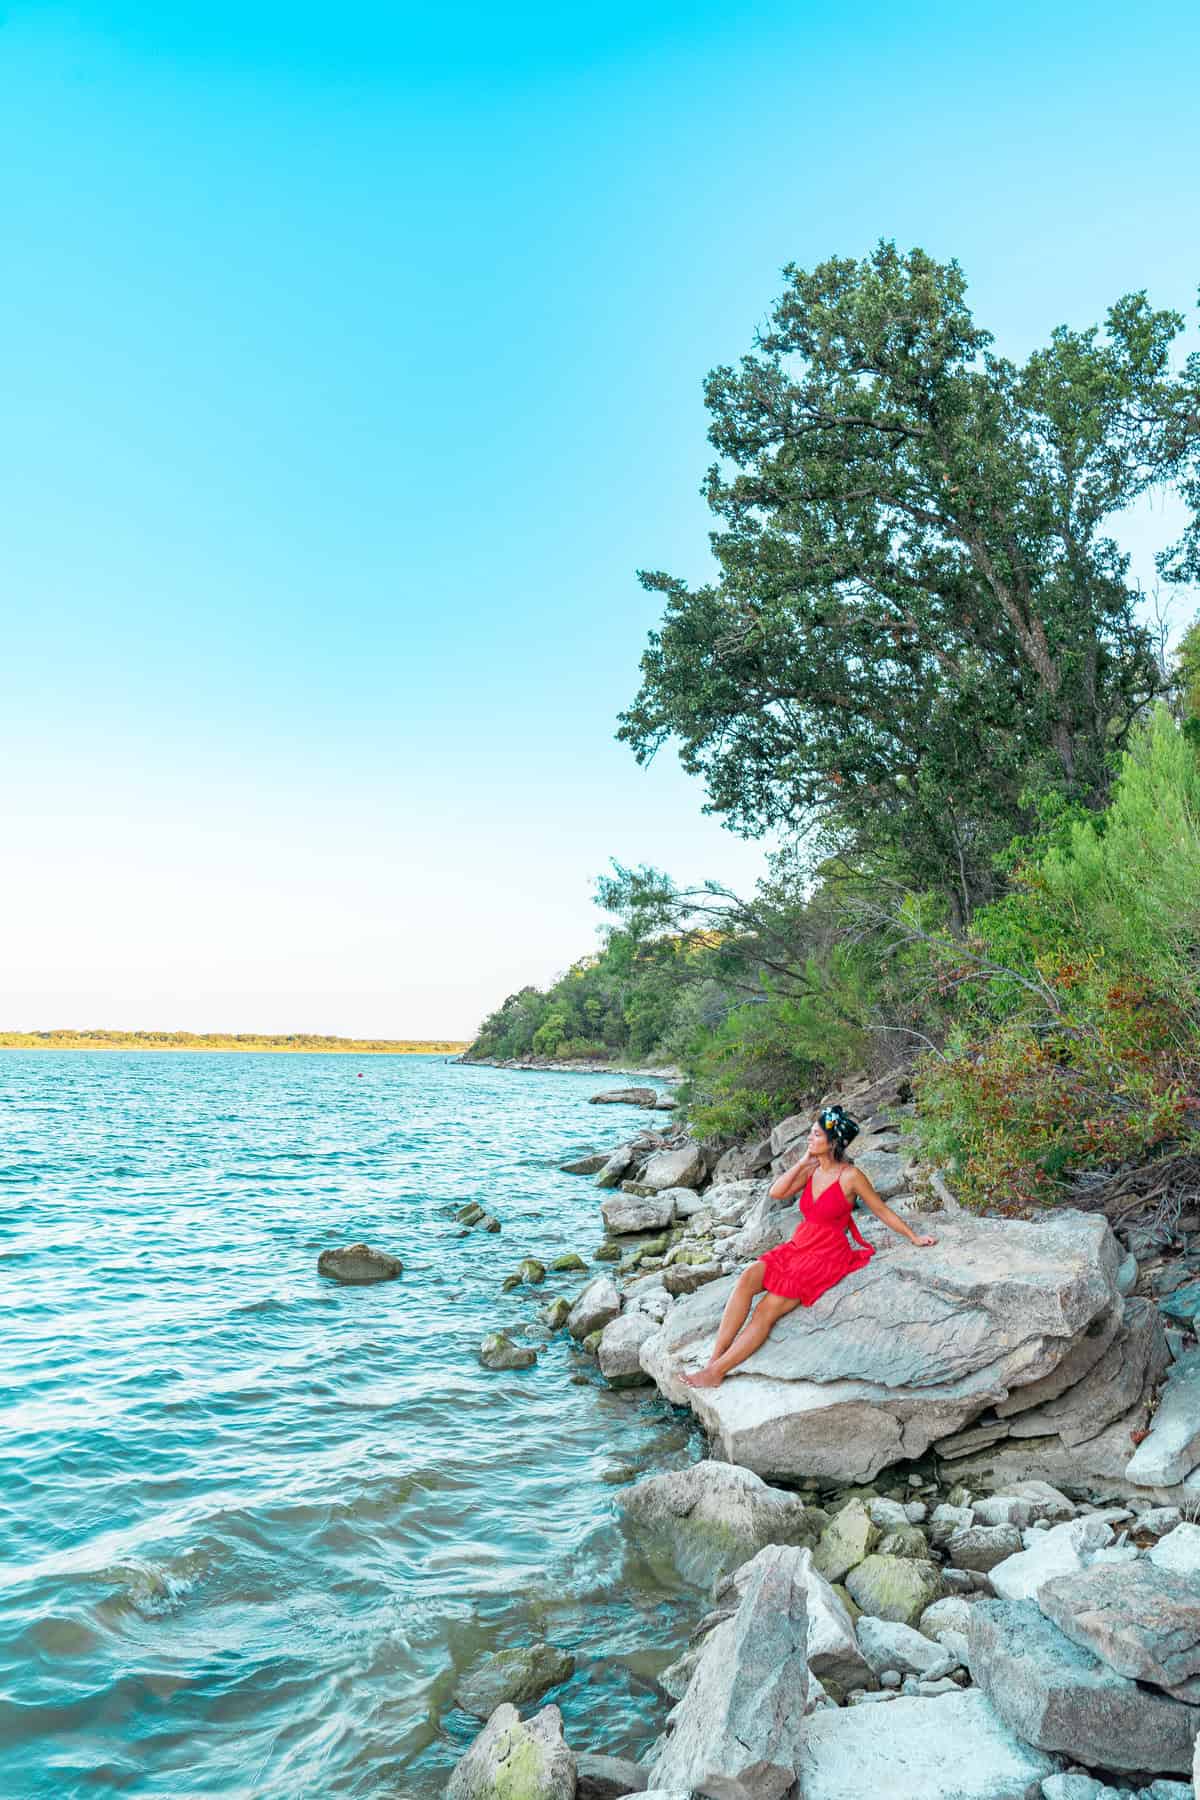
[817,1104,860,1153]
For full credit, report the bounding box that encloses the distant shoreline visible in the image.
[0,1033,468,1055]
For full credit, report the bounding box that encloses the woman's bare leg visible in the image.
[710,1264,765,1359]
[684,1293,801,1388]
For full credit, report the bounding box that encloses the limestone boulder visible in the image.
[1150,1523,1200,1579]
[726,1195,795,1262]
[454,1645,575,1717]
[317,1242,402,1283]
[616,1460,823,1586]
[597,1311,658,1388]
[566,1277,621,1340]
[575,1754,646,1800]
[1002,1298,1168,1446]
[856,1616,956,1677]
[813,1500,879,1583]
[600,1191,677,1234]
[595,1148,634,1189]
[704,1180,768,1226]
[589,1087,659,1107]
[944,1524,1024,1573]
[987,1517,1114,1603]
[1038,1560,1200,1697]
[640,1145,706,1192]
[794,1690,1060,1800]
[850,1148,913,1201]
[662,1186,709,1220]
[716,1545,872,1690]
[446,1702,576,1800]
[663,1262,724,1297]
[969,1598,1198,1775]
[561,1152,609,1175]
[640,1210,1121,1481]
[643,1543,810,1790]
[1126,1348,1200,1486]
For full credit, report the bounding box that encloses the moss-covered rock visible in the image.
[813,1499,880,1583]
[538,1297,572,1330]
[581,1328,604,1356]
[549,1252,587,1273]
[479,1333,537,1372]
[875,1524,931,1561]
[456,1202,486,1226]
[592,1242,621,1263]
[517,1258,546,1285]
[446,1701,576,1800]
[844,1554,944,1626]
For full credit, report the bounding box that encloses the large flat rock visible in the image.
[639,1212,1120,1481]
[969,1597,1198,1774]
[616,1459,824,1585]
[794,1690,1060,1800]
[1038,1560,1200,1696]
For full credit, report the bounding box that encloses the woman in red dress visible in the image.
[683,1105,936,1389]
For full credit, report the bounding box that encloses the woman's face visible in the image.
[807,1123,831,1156]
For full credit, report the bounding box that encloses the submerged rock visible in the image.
[454,1645,575,1718]
[589,1087,659,1107]
[447,1701,576,1800]
[576,1753,647,1800]
[560,1152,610,1175]
[316,1242,402,1284]
[479,1333,537,1371]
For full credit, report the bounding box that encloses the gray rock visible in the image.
[1038,1560,1200,1696]
[616,1460,822,1586]
[851,1149,913,1201]
[640,1145,706,1193]
[446,1702,576,1800]
[930,1503,976,1547]
[813,1499,880,1582]
[600,1191,677,1234]
[597,1312,658,1388]
[644,1543,809,1790]
[1002,1481,1076,1523]
[705,1180,767,1225]
[561,1152,609,1175]
[478,1332,537,1371]
[946,1524,1025,1572]
[1040,1779,1108,1800]
[1140,1506,1184,1538]
[663,1262,724,1297]
[988,1517,1114,1603]
[661,1186,709,1220]
[919,1596,974,1639]
[725,1194,795,1262]
[1003,1298,1167,1447]
[589,1087,659,1107]
[567,1277,621,1340]
[316,1242,402,1283]
[795,1690,1060,1800]
[1126,1348,1200,1486]
[639,1210,1122,1482]
[717,1545,871,1690]
[868,1497,912,1531]
[770,1113,810,1158]
[575,1753,646,1800]
[995,1305,1125,1421]
[454,1645,575,1717]
[971,1495,1037,1529]
[1116,1252,1138,1295]
[856,1615,955,1677]
[690,1765,795,1800]
[538,1296,572,1330]
[595,1148,634,1189]
[968,1597,1198,1774]
[843,1555,943,1626]
[876,1524,931,1561]
[1150,1522,1200,1579]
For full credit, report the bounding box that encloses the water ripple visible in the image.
[0,1051,699,1797]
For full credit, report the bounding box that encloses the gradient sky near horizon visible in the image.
[3,1,1198,1038]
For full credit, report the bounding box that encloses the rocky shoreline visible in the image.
[445,1066,1200,1800]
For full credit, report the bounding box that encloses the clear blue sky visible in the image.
[2,1,1197,1037]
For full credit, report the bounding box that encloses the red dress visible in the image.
[757,1171,875,1303]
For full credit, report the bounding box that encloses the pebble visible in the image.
[879,1669,902,1688]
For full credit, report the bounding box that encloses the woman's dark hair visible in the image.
[817,1105,860,1160]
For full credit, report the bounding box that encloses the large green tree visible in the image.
[620,244,1184,922]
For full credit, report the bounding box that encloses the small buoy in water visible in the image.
[357,1072,364,1078]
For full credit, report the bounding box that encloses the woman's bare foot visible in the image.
[683,1366,725,1388]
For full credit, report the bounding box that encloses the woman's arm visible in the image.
[769,1154,816,1201]
[848,1167,936,1247]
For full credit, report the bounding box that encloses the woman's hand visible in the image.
[910,1233,937,1247]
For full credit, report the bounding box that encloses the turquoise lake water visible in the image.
[0,1052,700,1798]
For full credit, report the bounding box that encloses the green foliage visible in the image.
[620,244,1183,918]
[681,954,873,1141]
[915,709,1200,1208]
